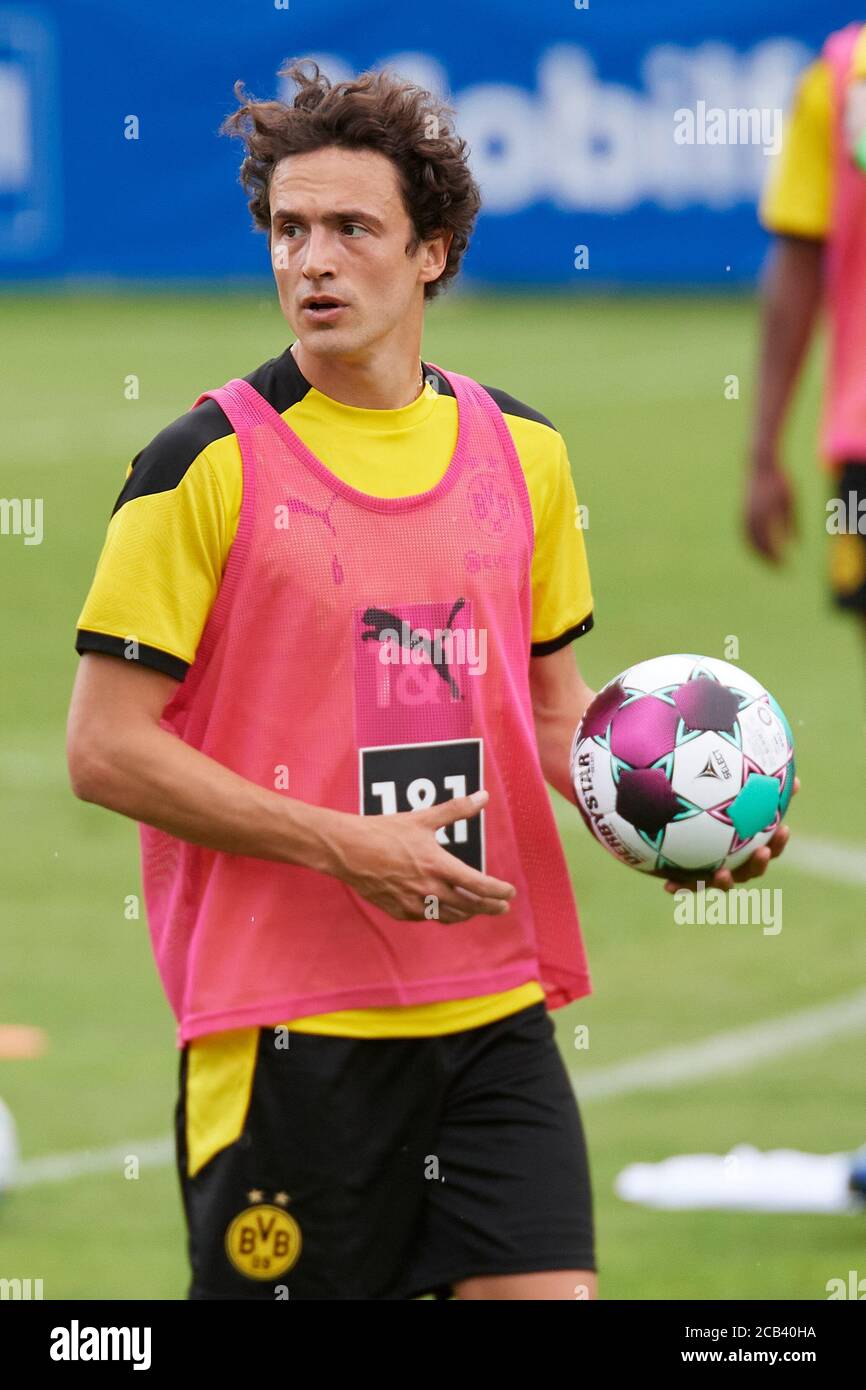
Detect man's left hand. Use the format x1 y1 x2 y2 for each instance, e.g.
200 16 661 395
663 776 799 894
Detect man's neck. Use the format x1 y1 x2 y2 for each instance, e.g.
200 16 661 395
290 340 424 410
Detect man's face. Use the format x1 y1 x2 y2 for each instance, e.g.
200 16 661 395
268 146 445 358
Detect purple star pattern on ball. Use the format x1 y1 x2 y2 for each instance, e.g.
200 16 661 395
673 678 740 735
609 696 681 767
571 654 795 879
616 768 681 836
580 682 627 742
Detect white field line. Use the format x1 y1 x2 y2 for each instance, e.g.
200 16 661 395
573 986 866 1101
783 833 866 887
11 986 866 1190
13 1137 174 1190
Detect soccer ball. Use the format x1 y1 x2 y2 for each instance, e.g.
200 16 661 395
570 654 795 881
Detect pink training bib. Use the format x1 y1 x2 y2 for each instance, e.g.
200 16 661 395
822 23 866 465
139 364 592 1045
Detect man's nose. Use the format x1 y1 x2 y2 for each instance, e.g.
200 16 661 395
301 226 336 280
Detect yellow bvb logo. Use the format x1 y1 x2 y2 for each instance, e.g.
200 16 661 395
225 1204 302 1280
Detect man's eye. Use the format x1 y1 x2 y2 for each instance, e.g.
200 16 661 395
343 224 366 236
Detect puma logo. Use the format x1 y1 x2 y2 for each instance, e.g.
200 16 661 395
281 495 338 537
361 598 469 700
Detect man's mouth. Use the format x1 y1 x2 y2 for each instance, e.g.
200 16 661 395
301 297 347 323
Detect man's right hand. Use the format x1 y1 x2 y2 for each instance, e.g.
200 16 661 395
327 788 517 924
745 454 798 563
67 655 516 920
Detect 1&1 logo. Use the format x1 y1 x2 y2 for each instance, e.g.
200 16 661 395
225 1203 302 1280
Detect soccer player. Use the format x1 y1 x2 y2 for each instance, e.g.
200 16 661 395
747 20 866 650
67 61 790 1301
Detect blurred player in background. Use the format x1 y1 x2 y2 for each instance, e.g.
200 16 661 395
747 21 866 657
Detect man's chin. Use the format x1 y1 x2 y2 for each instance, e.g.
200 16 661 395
291 328 365 359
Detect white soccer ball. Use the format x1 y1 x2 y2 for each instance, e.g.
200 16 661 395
570 654 796 879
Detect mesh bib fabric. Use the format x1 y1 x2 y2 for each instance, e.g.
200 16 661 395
139 364 591 1044
823 24 866 464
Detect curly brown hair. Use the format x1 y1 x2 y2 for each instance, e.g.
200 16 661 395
220 59 482 301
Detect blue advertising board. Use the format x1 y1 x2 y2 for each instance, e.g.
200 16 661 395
0 1 856 285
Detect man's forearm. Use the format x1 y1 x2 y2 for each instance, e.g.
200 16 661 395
533 688 597 804
751 235 824 464
70 719 348 876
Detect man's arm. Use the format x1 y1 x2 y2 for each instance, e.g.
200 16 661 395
66 652 516 922
529 644 596 804
67 653 347 869
746 49 832 561
745 234 824 560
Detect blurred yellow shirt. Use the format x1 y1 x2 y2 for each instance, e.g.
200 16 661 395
760 58 833 239
761 28 866 240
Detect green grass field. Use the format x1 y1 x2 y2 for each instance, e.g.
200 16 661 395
1 289 864 1300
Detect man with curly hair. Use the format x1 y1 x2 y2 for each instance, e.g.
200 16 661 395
67 59 784 1301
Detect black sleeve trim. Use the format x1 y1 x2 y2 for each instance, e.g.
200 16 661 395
479 383 556 430
422 366 557 431
530 613 594 656
110 350 311 519
75 630 188 681
111 401 233 518
770 229 827 246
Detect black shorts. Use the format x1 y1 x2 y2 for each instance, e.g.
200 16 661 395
175 1001 596 1300
829 462 866 613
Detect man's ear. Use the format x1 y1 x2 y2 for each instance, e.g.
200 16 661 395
421 229 452 286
